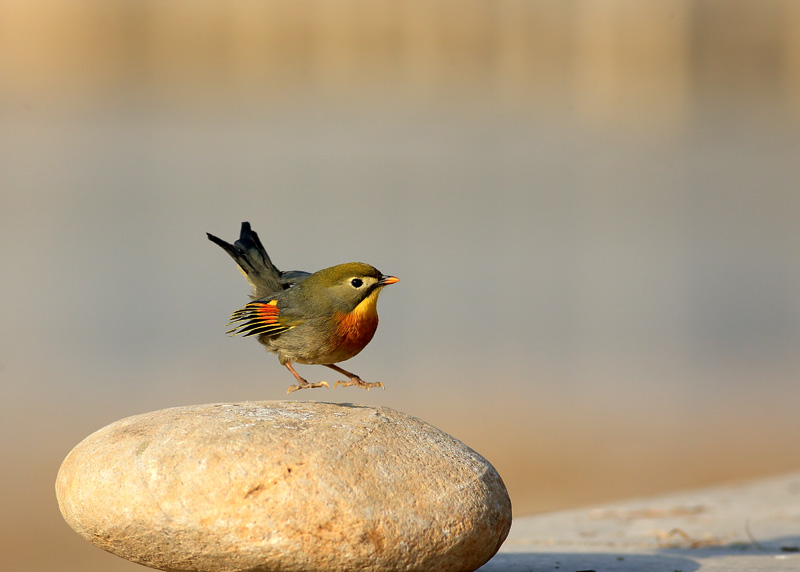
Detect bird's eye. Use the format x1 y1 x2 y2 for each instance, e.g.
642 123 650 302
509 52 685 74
350 278 363 288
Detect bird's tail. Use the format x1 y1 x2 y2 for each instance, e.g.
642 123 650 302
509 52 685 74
207 222 284 298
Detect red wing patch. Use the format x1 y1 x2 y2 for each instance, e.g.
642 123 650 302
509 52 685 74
226 299 294 338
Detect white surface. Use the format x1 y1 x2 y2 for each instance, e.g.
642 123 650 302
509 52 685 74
481 472 800 571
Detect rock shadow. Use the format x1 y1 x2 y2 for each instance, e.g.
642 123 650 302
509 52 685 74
478 551 699 572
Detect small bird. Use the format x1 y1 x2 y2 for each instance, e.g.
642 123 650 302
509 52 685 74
207 222 398 394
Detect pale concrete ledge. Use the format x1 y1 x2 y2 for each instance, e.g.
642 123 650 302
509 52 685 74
480 472 800 572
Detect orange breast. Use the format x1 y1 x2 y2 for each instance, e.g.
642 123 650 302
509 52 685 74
335 309 379 353
334 290 381 355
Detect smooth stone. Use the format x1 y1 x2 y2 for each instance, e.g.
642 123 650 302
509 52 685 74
56 401 511 572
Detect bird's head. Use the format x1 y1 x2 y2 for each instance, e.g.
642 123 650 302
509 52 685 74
302 262 398 314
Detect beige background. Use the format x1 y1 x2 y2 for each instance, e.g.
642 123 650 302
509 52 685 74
2 1 800 570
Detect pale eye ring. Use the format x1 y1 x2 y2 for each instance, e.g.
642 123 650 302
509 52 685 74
350 278 363 288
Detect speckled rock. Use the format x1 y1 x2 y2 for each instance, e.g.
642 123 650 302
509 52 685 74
56 401 511 572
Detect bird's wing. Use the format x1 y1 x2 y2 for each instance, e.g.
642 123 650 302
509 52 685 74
226 299 302 338
279 270 312 287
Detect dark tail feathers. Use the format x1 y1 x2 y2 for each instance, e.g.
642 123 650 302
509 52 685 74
207 222 286 298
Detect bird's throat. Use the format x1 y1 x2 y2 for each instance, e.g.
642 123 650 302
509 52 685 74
335 289 381 349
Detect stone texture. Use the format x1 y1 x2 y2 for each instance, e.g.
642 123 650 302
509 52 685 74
56 401 511 572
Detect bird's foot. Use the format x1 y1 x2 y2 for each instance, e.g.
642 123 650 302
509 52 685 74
286 380 329 394
333 376 385 391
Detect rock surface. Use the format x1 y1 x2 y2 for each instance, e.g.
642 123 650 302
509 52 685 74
56 401 511 572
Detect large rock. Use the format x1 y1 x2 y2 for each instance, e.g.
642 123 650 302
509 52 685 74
56 401 511 572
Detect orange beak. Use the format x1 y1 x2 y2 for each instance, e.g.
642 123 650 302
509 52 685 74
378 275 399 286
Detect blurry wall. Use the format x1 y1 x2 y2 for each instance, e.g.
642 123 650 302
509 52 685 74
2 1 799 121
2 2 800 571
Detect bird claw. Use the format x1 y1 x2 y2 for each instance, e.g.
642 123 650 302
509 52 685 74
286 380 329 394
333 378 385 391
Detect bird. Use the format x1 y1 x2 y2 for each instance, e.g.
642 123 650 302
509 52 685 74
207 222 398 394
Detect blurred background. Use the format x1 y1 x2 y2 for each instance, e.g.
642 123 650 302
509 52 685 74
2 1 800 570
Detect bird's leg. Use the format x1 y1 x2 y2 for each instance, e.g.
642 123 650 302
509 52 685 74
327 364 385 390
284 362 329 394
